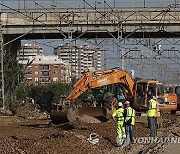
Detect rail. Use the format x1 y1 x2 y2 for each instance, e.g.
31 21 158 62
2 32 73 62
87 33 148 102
138 113 179 154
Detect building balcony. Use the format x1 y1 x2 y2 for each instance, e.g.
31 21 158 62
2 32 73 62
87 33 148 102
39 77 50 83
39 65 50 70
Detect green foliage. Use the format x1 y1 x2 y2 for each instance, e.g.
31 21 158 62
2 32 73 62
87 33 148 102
8 82 70 113
14 83 69 104
71 76 78 85
14 83 31 101
3 51 24 109
4 51 24 93
32 83 69 103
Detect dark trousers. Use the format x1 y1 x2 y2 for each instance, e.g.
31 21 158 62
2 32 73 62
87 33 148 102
125 125 134 142
148 117 157 137
121 125 134 148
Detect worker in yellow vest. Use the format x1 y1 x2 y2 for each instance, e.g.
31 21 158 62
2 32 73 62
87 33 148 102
112 102 126 147
146 95 157 137
122 101 135 148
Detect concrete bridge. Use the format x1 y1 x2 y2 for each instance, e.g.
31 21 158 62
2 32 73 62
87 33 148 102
1 6 180 106
1 7 180 51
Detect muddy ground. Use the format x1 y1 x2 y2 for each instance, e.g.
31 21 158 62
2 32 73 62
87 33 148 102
0 113 178 154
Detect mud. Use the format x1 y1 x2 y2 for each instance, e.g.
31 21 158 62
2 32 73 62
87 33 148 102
0 113 177 154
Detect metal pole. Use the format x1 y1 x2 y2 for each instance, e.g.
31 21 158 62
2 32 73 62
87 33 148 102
121 48 125 70
118 23 123 69
144 0 146 8
0 12 5 109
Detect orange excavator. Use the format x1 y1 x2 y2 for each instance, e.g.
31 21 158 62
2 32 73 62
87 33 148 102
50 69 177 123
175 86 180 110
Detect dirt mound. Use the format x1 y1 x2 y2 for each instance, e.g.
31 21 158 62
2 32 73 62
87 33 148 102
15 102 49 120
78 114 101 123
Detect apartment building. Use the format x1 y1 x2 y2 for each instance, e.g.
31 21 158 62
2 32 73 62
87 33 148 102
54 43 101 77
19 55 67 85
17 43 43 61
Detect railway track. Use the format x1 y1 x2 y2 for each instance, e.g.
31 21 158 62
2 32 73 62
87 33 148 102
137 113 179 154
138 128 170 154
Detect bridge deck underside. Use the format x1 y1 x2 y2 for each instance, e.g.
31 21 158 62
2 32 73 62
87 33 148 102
4 31 180 40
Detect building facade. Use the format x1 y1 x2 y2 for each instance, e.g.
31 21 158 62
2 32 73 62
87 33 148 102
17 43 43 61
19 55 67 85
54 43 101 77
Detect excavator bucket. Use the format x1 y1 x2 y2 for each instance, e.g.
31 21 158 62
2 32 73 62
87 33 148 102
50 107 112 124
50 110 69 124
67 106 111 122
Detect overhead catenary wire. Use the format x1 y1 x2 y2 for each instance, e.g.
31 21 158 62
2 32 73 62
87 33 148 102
0 1 180 83
0 2 67 39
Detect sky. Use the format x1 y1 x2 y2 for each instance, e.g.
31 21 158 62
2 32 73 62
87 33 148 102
1 0 180 84
1 0 178 10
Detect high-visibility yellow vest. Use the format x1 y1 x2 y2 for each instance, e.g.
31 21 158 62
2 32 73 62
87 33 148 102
125 107 135 125
112 108 124 123
147 99 157 117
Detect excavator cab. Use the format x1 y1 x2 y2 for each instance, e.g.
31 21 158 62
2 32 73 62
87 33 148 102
134 82 147 109
134 81 165 110
134 80 177 112
175 86 180 110
175 86 180 99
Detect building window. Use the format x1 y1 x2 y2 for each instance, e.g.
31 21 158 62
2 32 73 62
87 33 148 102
40 65 49 70
53 77 58 81
35 78 38 81
35 65 38 68
39 77 50 83
27 66 32 69
26 71 32 75
35 71 38 75
27 78 32 82
40 71 50 76
54 71 58 75
54 65 58 68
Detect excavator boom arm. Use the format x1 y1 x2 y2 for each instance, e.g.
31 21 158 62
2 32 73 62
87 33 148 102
66 69 135 102
66 72 93 102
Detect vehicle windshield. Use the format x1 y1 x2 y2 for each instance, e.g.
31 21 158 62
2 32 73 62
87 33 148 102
157 84 164 96
175 86 180 97
135 83 147 105
147 84 156 97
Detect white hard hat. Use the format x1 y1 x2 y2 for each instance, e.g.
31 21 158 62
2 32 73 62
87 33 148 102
118 102 123 107
152 96 156 100
125 101 130 105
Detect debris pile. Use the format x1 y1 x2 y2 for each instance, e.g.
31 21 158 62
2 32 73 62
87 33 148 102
15 102 49 119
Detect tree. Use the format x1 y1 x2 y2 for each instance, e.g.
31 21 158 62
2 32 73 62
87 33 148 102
3 51 24 108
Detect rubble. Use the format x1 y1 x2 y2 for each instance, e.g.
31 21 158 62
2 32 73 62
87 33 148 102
14 102 50 120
